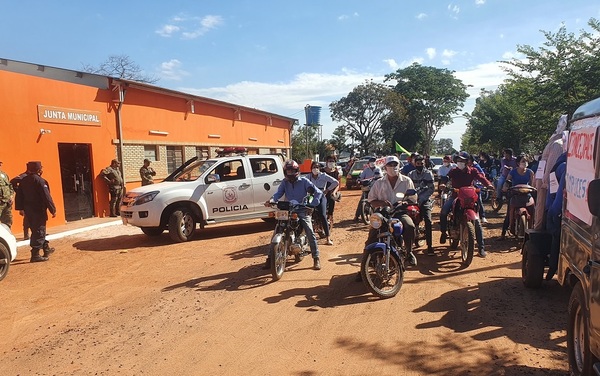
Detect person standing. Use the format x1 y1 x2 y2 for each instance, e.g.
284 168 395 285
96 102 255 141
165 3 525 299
307 160 339 245
323 155 341 226
408 155 435 256
496 148 517 205
0 160 14 228
139 158 156 186
14 161 57 262
102 159 123 217
10 168 31 239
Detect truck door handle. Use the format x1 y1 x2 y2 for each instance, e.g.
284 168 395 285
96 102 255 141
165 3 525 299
273 179 282 186
239 183 251 189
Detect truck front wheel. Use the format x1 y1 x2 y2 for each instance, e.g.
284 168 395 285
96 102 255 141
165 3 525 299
168 210 196 242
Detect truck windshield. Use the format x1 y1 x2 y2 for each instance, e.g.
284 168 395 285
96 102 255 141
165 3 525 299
173 160 216 181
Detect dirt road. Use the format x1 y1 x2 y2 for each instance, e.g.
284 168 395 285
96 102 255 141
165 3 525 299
1 189 569 375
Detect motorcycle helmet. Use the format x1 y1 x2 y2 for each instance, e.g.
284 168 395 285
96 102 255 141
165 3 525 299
456 151 470 161
283 160 300 181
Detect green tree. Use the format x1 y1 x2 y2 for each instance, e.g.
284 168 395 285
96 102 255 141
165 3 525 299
291 125 320 162
329 80 407 156
385 63 469 156
432 138 454 155
82 54 159 84
329 125 350 154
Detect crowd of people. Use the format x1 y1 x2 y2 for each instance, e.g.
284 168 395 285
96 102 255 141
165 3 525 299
262 147 550 272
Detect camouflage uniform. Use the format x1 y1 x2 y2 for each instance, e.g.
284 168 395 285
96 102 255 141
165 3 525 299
102 160 123 217
0 167 14 228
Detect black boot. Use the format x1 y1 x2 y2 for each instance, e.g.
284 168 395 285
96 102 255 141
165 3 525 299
30 249 48 263
43 242 55 258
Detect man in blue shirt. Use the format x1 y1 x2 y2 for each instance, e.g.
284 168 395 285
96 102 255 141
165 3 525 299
264 160 323 270
401 153 418 175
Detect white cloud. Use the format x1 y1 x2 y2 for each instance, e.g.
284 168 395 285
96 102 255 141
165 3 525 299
158 59 188 81
156 14 223 39
338 12 358 21
416 13 427 20
442 49 457 58
448 4 460 17
426 48 436 59
475 0 486 5
156 24 180 37
383 58 399 70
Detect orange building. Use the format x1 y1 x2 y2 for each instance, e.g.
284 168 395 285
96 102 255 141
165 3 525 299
0 58 295 232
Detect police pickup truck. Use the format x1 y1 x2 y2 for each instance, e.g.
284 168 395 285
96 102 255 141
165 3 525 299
120 149 285 242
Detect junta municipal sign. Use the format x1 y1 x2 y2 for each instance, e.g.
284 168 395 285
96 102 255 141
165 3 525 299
37 105 102 126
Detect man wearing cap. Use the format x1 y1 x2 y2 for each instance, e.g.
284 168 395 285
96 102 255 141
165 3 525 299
408 154 435 256
102 159 123 217
0 160 14 228
353 157 381 222
439 152 493 257
139 159 156 186
14 161 57 262
366 155 418 266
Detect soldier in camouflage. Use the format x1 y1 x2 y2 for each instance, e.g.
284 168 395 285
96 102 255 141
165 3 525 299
0 160 14 228
101 159 123 217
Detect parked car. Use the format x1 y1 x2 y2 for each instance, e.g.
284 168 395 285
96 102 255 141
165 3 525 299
345 160 370 189
429 156 444 178
0 223 18 282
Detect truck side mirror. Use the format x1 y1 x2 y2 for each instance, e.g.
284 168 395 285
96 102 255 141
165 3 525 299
588 179 600 217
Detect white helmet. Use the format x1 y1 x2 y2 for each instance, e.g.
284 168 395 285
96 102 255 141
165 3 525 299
384 156 400 166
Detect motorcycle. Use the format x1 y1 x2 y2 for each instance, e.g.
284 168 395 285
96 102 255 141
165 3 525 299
361 190 417 299
404 188 426 248
358 174 381 225
267 196 314 281
446 186 480 267
506 184 537 241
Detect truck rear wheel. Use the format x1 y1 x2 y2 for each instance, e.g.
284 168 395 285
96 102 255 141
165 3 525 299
168 210 196 242
521 240 544 288
568 282 596 376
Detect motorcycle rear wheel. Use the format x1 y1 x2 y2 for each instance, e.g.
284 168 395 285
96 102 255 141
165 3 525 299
460 221 475 267
491 193 503 212
270 239 289 281
516 213 527 240
360 249 404 299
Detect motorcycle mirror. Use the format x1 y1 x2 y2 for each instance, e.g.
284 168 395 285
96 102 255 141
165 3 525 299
405 189 417 196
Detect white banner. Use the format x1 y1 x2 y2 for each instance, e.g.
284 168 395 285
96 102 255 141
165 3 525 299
565 120 598 226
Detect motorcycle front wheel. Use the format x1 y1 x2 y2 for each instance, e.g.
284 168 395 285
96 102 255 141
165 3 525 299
361 249 404 299
270 238 289 281
491 193 503 212
459 221 475 267
516 213 527 240
360 200 372 225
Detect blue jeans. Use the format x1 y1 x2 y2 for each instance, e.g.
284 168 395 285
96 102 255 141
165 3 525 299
496 175 507 201
314 198 330 237
299 211 319 259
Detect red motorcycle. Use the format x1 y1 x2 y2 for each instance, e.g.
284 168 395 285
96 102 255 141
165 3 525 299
403 193 426 248
446 186 480 267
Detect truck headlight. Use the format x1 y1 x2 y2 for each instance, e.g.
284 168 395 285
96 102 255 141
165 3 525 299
134 191 159 206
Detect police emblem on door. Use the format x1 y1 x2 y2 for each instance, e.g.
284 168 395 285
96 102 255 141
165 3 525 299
223 187 237 203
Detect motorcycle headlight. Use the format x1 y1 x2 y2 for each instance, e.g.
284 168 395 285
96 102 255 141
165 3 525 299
134 191 159 206
369 213 384 229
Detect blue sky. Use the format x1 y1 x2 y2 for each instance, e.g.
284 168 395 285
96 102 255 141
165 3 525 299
2 0 599 151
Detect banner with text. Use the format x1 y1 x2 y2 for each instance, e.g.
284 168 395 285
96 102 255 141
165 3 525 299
37 105 102 126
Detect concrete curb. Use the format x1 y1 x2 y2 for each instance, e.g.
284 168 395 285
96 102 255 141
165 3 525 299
16 220 123 248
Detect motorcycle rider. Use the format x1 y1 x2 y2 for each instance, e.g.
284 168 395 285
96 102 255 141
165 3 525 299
439 151 494 257
353 157 381 222
408 154 435 256
323 155 341 226
366 155 418 266
264 160 324 270
496 148 518 206
401 152 418 175
468 154 489 224
307 160 339 245
499 154 535 240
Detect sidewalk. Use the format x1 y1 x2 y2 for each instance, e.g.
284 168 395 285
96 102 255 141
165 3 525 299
15 217 122 247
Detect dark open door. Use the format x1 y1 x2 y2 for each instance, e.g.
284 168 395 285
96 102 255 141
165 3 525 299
58 143 94 221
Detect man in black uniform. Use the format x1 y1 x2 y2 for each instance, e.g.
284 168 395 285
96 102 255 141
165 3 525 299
15 161 57 262
10 167 31 240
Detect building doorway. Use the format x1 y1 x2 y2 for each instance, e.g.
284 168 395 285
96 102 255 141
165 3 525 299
58 143 94 221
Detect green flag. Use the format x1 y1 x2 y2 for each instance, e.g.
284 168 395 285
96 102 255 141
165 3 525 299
394 141 410 155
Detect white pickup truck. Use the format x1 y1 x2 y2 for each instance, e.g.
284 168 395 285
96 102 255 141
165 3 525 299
120 152 285 242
